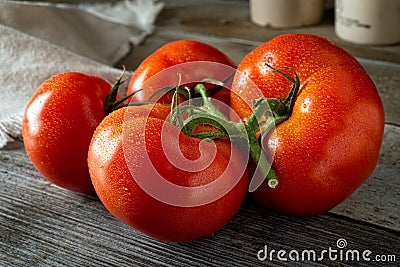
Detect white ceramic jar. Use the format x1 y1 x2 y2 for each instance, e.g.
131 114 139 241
335 0 400 45
249 0 324 28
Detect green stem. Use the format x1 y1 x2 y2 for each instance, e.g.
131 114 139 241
168 65 301 190
104 73 124 115
181 83 279 189
104 66 140 115
245 102 279 188
193 83 228 119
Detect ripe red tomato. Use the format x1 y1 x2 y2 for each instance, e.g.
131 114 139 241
231 34 385 215
88 104 248 242
127 40 236 105
22 72 112 194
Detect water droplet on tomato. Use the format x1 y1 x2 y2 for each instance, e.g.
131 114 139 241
301 97 312 113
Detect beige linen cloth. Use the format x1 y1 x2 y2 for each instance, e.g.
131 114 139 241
0 0 163 148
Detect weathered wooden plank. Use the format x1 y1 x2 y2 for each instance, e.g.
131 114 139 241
358 59 400 126
331 124 400 230
0 150 398 266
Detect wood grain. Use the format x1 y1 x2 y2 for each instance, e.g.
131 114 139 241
1 143 398 266
331 124 400 231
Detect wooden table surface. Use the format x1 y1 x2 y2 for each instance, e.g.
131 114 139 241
1 1 399 266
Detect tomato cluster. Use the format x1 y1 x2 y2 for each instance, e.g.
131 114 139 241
22 35 384 242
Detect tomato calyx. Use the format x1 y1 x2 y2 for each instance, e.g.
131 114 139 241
104 67 144 115
171 66 300 189
170 81 280 189
145 65 300 190
256 64 301 139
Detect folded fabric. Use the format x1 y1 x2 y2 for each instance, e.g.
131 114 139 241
0 0 164 148
0 0 163 65
0 24 129 148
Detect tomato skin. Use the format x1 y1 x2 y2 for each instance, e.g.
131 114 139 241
231 34 363 121
22 72 111 194
88 105 248 242
231 34 385 215
127 40 236 104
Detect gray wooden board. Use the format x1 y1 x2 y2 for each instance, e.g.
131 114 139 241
0 143 399 266
330 124 400 231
